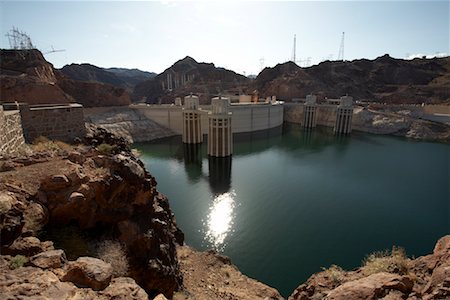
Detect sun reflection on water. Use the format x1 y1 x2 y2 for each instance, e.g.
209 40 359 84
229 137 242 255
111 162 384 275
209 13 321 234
204 191 236 250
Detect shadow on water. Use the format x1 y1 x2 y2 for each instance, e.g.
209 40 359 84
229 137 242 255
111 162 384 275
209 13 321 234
208 156 232 195
276 123 351 155
183 143 203 183
232 126 283 156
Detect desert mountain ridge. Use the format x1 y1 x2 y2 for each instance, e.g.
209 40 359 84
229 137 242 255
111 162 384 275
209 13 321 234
1 48 449 107
255 54 450 104
132 55 251 104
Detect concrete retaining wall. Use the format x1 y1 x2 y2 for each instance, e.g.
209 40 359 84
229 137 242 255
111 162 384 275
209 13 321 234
19 103 86 143
0 107 26 155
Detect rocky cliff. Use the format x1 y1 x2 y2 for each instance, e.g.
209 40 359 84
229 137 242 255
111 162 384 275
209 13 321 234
0 49 131 107
0 127 183 297
133 56 250 104
255 55 450 104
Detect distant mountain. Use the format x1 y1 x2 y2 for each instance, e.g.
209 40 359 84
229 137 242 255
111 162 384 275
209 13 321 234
105 67 156 79
254 54 450 104
133 56 250 104
60 64 155 92
61 63 126 87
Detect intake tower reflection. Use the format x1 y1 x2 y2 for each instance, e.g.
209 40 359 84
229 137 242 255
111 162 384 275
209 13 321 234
182 143 203 183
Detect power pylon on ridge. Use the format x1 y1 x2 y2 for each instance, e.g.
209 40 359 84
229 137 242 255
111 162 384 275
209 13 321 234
5 27 35 50
338 32 345 61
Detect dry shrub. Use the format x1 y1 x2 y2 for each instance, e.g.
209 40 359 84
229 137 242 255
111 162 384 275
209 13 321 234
32 136 72 153
321 264 345 284
96 143 115 155
362 246 409 276
96 240 129 277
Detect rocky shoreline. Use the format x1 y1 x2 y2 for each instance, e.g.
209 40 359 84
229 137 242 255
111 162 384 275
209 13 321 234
352 107 450 141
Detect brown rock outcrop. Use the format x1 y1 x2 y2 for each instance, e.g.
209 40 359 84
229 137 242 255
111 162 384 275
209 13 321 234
289 235 450 300
0 128 183 297
29 249 67 269
62 256 114 290
0 49 131 107
101 277 149 299
174 245 284 300
326 273 414 299
0 245 150 299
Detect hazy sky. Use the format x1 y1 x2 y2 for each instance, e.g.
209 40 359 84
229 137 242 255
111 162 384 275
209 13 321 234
0 1 448 75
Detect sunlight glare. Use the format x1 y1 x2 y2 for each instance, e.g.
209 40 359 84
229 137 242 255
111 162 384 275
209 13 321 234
204 191 236 250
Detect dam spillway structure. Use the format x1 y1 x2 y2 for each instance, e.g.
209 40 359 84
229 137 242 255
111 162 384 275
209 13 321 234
182 94 203 144
334 95 353 134
303 94 317 128
208 96 233 157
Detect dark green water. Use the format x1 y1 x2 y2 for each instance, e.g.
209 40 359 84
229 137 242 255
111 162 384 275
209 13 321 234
135 124 449 297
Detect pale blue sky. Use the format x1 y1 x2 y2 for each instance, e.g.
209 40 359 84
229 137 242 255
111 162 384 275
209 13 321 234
0 1 448 75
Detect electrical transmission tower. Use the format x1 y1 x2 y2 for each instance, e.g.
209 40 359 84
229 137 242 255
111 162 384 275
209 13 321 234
337 32 345 61
5 27 35 50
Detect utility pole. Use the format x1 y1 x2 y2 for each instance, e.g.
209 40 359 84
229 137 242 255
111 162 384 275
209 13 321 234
292 34 296 63
338 32 345 61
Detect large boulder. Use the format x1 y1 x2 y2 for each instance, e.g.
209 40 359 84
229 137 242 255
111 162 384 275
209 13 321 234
29 249 67 269
0 192 24 246
100 277 149 300
2 236 53 256
326 273 413 300
0 266 82 299
62 257 113 290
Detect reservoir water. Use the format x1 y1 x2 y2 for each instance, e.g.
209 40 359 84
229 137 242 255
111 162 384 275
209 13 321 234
135 124 449 297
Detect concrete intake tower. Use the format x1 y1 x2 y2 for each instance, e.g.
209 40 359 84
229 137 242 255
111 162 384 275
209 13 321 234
208 96 233 157
182 94 203 144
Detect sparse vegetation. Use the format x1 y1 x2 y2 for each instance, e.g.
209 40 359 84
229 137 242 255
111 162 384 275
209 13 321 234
96 143 115 155
321 264 345 284
96 240 129 277
10 255 28 269
32 136 73 153
362 246 409 276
